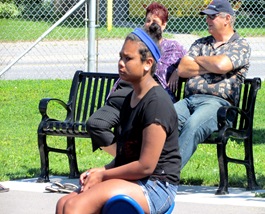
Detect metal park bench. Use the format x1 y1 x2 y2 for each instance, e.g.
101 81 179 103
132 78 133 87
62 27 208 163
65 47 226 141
37 70 261 195
37 71 119 182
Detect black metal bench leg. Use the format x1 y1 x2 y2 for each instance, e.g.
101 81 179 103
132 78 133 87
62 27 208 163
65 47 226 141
216 143 229 195
67 137 80 178
244 138 260 191
245 164 260 191
37 134 50 183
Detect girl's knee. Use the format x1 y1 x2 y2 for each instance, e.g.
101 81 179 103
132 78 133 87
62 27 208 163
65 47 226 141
63 199 75 213
56 197 66 214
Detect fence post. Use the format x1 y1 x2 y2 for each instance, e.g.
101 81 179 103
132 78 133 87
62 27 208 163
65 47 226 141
87 0 97 72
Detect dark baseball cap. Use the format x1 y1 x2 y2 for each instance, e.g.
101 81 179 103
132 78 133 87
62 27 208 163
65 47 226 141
200 0 234 16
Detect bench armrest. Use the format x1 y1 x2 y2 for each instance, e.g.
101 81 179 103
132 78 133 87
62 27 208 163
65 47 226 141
217 105 249 141
39 98 70 118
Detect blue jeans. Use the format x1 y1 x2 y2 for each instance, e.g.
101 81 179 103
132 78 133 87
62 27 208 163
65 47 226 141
174 94 231 169
137 178 178 214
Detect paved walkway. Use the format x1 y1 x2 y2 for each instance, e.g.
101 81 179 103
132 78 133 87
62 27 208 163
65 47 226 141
0 176 264 214
1 37 265 80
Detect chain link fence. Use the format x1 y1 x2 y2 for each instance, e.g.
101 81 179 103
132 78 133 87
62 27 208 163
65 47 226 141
0 0 264 80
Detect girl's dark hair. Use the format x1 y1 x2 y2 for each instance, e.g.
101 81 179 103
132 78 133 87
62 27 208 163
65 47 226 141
126 22 162 75
146 21 163 42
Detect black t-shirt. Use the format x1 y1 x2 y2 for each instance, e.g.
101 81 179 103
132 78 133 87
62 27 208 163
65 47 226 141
115 85 181 185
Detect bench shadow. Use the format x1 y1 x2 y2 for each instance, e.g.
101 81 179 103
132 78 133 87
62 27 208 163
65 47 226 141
253 129 265 145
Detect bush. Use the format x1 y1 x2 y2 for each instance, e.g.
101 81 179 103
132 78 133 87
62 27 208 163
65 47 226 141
0 0 15 3
128 0 212 18
0 2 20 18
16 0 54 21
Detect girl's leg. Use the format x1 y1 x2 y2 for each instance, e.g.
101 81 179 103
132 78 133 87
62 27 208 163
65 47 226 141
59 179 149 214
86 105 120 152
56 191 79 214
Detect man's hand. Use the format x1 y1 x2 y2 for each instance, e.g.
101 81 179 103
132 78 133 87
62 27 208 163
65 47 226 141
178 55 233 78
178 56 207 78
195 55 233 74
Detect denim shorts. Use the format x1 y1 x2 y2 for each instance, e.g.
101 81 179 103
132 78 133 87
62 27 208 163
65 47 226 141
137 178 178 214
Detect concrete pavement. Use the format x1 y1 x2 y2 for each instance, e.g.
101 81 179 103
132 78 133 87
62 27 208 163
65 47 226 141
0 176 265 214
1 37 265 81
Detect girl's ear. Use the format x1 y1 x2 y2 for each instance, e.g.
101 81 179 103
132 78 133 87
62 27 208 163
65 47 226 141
145 57 154 71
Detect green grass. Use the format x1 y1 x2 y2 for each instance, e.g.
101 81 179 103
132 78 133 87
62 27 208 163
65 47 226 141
0 79 113 180
0 79 264 190
1 18 265 42
0 18 133 41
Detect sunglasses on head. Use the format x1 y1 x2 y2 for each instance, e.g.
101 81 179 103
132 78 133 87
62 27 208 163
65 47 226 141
207 13 220 20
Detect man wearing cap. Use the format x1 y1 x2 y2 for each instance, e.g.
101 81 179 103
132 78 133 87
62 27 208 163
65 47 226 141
174 0 251 168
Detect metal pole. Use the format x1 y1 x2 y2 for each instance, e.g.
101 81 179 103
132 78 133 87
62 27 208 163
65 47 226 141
0 0 86 78
87 0 96 72
107 0 113 31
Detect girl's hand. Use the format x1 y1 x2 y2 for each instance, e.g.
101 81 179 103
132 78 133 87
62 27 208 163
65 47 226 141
167 69 179 93
80 170 90 187
80 167 105 192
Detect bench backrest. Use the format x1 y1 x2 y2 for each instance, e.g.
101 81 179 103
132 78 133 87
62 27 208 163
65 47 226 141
175 77 261 131
175 77 187 101
236 78 261 130
68 71 261 133
67 71 119 126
